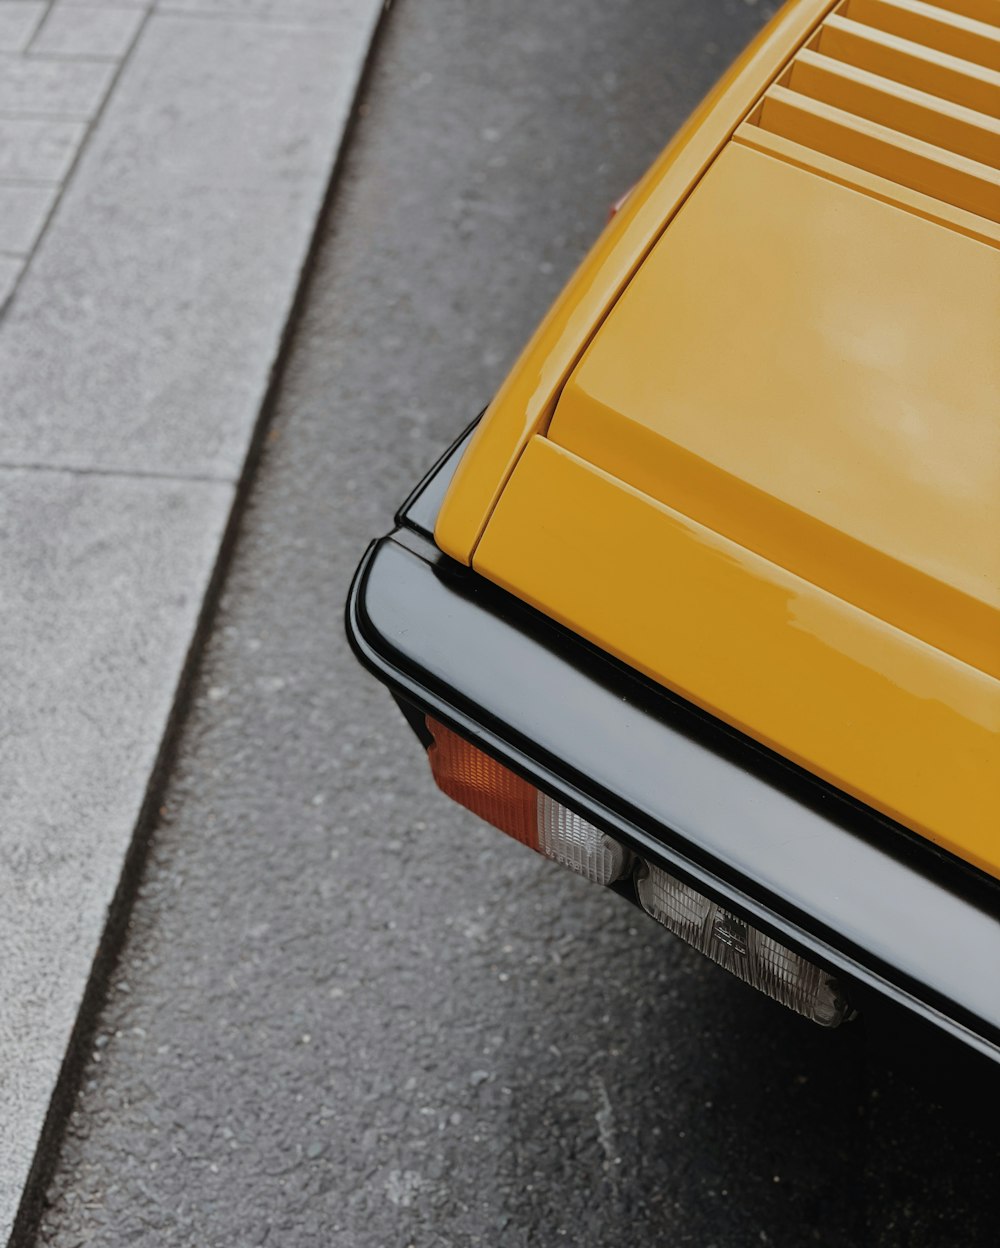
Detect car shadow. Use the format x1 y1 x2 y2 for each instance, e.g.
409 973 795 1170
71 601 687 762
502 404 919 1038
492 891 1000 1248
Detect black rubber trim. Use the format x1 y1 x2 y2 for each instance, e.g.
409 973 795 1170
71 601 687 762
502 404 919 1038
394 415 481 541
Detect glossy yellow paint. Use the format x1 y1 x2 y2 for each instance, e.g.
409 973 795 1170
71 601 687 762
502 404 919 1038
435 0 840 564
548 143 1000 679
475 438 1000 876
435 0 1000 874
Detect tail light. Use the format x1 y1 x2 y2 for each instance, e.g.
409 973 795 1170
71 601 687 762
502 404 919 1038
636 863 850 1027
424 717 849 1027
426 718 629 886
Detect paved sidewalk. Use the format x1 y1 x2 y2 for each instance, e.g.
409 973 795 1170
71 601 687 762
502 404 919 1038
0 0 383 1240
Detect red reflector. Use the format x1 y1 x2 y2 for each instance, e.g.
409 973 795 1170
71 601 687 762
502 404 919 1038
607 184 635 222
426 718 539 849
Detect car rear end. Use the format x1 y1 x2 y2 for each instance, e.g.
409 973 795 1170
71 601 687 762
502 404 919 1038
348 0 1000 1057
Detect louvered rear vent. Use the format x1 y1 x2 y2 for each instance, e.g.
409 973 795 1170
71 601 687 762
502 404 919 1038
741 0 1000 224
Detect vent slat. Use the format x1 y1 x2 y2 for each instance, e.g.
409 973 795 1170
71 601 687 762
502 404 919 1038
786 50 1000 167
925 0 1000 28
734 122 1000 245
844 0 1000 71
755 86 1000 220
817 16 1000 116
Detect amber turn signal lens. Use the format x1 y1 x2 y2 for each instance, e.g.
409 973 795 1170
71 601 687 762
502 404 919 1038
426 718 539 849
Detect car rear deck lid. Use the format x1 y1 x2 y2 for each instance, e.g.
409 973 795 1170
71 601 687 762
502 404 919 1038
547 141 1000 679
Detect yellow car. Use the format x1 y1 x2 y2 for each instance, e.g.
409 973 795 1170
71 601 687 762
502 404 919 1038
348 0 999 1055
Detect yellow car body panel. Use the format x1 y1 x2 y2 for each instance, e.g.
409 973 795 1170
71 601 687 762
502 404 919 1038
435 0 1000 876
475 437 1000 877
549 143 1000 681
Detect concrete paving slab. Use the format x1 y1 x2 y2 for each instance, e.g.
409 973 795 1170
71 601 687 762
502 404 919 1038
0 468 234 1243
0 2 43 51
0 0 383 1241
0 119 86 181
0 9 381 478
29 4 145 58
0 54 117 117
0 182 58 253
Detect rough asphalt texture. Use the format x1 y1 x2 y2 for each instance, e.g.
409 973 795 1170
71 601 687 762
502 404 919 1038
36 1 1000 1245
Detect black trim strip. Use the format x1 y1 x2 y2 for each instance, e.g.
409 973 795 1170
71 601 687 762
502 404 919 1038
394 417 480 541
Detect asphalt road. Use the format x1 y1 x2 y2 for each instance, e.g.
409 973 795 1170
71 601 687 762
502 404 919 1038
36 1 1000 1245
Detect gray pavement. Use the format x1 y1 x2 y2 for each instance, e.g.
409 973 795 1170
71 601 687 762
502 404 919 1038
27 0 1000 1245
0 0 382 1240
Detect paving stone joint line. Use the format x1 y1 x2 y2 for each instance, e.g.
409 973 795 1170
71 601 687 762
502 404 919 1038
0 4 149 310
0 461 235 484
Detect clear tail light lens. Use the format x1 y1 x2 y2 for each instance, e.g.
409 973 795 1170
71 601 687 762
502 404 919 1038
536 793 629 886
426 718 628 885
637 862 849 1028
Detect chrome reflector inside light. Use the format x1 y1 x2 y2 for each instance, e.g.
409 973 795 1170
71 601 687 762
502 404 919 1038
637 862 849 1027
536 793 629 886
